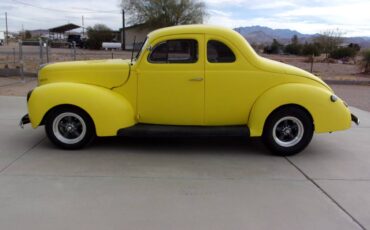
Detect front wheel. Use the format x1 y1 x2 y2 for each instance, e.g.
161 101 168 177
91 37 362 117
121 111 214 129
45 107 95 149
262 107 314 156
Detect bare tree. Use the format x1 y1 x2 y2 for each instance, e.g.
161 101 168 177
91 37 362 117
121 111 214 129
121 0 207 28
313 29 344 59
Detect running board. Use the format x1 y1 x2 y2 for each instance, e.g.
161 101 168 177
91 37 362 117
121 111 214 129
117 124 250 138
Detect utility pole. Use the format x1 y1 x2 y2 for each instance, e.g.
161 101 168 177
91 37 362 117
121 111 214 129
121 9 125 50
82 15 85 37
22 24 24 40
5 12 9 45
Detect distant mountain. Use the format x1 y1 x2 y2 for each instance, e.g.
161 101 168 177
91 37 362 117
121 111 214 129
235 26 306 39
234 26 370 48
343 37 370 47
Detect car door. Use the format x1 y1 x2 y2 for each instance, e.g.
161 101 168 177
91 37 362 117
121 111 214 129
205 35 255 125
137 34 205 125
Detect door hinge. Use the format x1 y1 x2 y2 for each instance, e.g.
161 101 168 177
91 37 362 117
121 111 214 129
136 113 141 121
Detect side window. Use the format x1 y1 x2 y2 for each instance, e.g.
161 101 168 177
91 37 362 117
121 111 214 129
149 39 198 63
207 40 236 63
149 42 168 62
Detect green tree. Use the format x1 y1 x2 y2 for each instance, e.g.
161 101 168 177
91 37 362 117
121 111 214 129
284 35 302 55
264 39 283 54
25 30 32 39
122 0 207 28
301 42 321 57
291 35 299 45
86 24 115 50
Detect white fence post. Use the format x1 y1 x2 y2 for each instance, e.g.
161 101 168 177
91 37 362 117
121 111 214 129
18 40 24 83
39 38 43 65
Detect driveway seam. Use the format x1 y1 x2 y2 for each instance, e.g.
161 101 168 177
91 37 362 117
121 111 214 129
0 137 46 175
0 174 309 182
313 178 370 182
285 157 366 230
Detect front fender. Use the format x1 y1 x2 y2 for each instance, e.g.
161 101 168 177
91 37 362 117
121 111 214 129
28 82 136 136
248 83 351 137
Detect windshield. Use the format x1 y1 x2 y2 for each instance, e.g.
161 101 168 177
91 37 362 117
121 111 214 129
135 37 148 61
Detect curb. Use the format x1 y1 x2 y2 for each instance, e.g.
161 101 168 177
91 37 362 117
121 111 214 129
324 80 370 86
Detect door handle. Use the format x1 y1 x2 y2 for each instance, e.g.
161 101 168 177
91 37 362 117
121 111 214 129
189 77 204 82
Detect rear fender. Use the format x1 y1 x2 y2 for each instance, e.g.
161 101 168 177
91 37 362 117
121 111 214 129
248 83 351 137
28 82 136 136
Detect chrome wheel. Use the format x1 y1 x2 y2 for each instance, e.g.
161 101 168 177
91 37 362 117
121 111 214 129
272 116 304 148
52 112 87 144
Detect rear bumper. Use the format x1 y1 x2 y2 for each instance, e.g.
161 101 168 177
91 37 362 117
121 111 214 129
19 114 30 129
351 113 360 126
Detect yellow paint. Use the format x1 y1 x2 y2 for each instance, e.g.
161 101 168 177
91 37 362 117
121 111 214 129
38 59 130 88
27 25 353 137
137 34 205 125
247 83 351 136
28 83 135 136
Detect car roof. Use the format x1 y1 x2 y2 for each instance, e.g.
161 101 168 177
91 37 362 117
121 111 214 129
148 24 240 39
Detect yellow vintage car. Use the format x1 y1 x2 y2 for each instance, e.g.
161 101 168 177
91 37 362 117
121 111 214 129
20 25 359 156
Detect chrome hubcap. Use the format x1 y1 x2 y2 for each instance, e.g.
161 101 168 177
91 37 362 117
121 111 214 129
52 112 86 144
273 116 304 147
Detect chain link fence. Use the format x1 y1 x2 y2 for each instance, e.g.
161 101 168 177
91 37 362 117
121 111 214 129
0 39 132 83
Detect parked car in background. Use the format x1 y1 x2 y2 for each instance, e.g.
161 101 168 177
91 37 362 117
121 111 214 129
67 34 86 48
20 25 359 156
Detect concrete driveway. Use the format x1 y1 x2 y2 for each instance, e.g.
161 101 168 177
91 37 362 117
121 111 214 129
0 96 369 230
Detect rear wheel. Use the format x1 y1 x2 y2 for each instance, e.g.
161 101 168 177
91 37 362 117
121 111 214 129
263 106 314 156
45 107 95 149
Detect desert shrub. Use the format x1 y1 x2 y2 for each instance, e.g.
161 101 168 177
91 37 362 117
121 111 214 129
349 43 361 52
360 49 370 73
86 24 115 50
284 43 302 55
330 47 358 59
301 43 321 56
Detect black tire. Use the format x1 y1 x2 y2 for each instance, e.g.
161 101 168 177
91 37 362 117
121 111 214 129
45 106 95 150
262 106 314 156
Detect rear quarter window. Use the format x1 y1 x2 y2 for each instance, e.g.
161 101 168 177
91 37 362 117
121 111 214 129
207 40 236 63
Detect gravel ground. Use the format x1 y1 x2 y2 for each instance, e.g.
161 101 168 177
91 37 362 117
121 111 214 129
0 77 37 97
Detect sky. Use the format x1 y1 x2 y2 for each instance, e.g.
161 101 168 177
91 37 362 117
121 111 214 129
0 0 370 37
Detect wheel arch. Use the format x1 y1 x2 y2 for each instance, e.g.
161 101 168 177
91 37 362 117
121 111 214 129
41 104 94 128
262 104 314 134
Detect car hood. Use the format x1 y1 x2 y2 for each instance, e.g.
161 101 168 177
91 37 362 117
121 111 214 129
38 59 131 89
256 56 332 91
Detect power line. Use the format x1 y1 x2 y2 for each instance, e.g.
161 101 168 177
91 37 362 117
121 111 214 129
11 0 121 14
